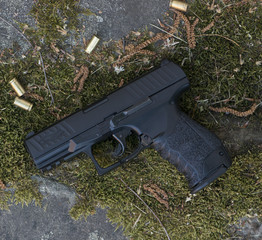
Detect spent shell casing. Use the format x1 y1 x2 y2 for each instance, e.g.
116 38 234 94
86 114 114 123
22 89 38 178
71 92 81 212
9 78 26 97
85 35 100 54
169 0 188 12
14 97 33 111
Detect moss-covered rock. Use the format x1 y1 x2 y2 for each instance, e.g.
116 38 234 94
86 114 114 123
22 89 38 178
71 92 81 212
62 150 262 239
0 0 261 239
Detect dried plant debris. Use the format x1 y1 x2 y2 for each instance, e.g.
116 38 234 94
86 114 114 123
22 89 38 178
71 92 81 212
0 180 6 190
113 34 164 67
24 92 44 101
209 103 260 117
72 65 89 92
143 183 169 209
201 21 215 33
9 90 44 102
113 10 192 67
170 9 199 49
117 6 201 60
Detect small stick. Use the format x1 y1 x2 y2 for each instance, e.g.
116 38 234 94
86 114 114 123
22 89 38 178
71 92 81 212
39 51 54 105
0 16 31 46
208 111 219 124
122 37 126 54
132 214 141 229
196 34 240 47
150 23 187 43
133 204 147 214
91 65 104 76
119 178 171 240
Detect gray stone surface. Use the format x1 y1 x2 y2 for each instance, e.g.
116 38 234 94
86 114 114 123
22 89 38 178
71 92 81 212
0 0 34 54
1 0 261 239
228 216 262 240
0 0 169 54
80 0 168 40
0 1 169 239
0 177 127 240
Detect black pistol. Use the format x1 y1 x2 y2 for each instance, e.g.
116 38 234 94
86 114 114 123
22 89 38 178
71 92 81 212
25 60 231 193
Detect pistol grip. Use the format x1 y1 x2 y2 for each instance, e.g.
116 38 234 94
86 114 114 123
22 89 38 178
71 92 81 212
152 112 231 193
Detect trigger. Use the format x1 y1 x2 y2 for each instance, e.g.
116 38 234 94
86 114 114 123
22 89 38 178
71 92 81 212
112 133 126 157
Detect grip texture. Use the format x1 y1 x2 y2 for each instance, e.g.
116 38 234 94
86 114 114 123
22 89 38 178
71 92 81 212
152 112 231 193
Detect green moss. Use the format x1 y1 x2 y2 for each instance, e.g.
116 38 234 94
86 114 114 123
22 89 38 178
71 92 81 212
0 0 261 239
167 0 262 125
20 0 92 45
62 150 262 239
0 190 12 210
11 179 42 207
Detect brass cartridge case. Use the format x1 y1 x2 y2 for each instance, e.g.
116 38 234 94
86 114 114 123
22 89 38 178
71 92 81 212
14 97 33 111
85 35 100 54
169 0 188 12
9 78 26 97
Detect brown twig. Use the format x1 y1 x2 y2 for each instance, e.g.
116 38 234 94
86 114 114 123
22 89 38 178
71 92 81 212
72 65 89 92
77 67 89 92
209 103 260 117
201 21 215 33
171 10 199 49
114 54 135 66
114 31 172 67
115 14 188 68
118 79 125 88
158 19 169 31
115 8 202 66
143 184 169 209
114 49 156 67
125 43 135 53
173 12 182 31
24 92 44 101
0 180 6 190
119 178 171 240
49 111 61 120
133 33 166 53
136 50 156 56
189 18 199 49
173 10 191 45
